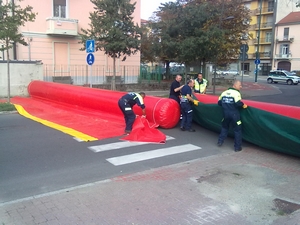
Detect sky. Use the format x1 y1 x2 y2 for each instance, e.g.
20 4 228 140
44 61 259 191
141 0 175 20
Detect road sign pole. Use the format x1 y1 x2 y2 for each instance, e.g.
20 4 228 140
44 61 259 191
255 0 263 82
86 52 95 88
241 60 244 85
89 65 92 88
241 45 244 85
86 40 95 88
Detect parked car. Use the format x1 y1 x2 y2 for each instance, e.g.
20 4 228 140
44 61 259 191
267 70 300 85
222 70 239 76
290 70 300 77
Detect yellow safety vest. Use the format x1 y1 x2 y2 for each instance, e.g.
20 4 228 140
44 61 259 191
194 78 207 93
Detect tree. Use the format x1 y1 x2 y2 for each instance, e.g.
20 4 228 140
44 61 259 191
149 1 183 79
199 0 251 65
0 0 36 103
147 0 251 77
140 21 158 64
80 0 141 90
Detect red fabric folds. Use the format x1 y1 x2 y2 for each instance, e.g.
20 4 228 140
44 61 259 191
195 93 300 120
121 117 166 143
10 81 176 143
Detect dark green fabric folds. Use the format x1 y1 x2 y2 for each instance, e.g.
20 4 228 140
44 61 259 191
193 102 300 157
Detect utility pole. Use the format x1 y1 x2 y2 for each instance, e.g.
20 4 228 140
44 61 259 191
255 0 263 82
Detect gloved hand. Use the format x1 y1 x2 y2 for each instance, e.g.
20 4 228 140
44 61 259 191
141 115 146 118
193 100 199 106
242 104 248 109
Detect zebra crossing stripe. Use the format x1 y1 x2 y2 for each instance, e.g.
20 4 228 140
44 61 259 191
88 136 175 153
106 144 201 166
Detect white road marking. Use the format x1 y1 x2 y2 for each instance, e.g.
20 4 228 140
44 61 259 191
88 136 175 153
73 137 84 142
106 144 201 166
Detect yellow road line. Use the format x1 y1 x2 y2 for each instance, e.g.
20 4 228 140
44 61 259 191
14 104 98 142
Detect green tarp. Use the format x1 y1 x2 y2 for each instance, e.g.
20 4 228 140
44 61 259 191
193 102 300 157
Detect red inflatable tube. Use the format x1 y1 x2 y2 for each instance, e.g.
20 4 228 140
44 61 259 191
28 80 180 129
195 93 300 120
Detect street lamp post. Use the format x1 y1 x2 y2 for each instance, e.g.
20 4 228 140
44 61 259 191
255 0 263 82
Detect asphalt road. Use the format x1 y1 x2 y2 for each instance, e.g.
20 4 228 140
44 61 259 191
242 75 300 107
1 80 298 204
0 113 229 203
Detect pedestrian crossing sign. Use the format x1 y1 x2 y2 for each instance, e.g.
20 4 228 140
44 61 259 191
86 40 95 53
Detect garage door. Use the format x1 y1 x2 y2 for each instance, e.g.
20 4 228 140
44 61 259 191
277 61 291 71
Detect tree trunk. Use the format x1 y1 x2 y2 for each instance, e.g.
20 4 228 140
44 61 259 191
165 60 170 80
111 56 116 91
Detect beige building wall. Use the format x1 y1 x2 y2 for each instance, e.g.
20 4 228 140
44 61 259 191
16 0 141 81
274 24 300 70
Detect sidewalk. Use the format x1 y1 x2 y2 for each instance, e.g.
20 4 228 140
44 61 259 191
145 78 281 98
1 146 300 224
1 80 299 225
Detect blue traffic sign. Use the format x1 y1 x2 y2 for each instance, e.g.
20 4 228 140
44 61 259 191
254 59 260 65
86 39 95 53
86 53 95 65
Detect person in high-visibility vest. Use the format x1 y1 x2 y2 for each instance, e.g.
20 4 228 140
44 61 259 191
194 73 207 94
118 92 146 135
217 80 248 152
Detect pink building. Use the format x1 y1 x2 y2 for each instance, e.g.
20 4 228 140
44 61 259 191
273 12 300 71
16 0 141 85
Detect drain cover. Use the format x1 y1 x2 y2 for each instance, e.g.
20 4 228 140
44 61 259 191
273 198 300 215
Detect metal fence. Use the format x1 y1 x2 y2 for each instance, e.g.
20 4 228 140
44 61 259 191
43 64 143 85
43 64 183 86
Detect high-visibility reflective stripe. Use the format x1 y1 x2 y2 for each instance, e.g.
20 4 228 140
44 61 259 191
237 120 242 125
125 107 132 111
219 89 241 102
188 110 193 113
133 93 144 105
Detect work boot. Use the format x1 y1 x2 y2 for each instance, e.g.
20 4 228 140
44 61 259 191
234 147 242 152
188 129 195 132
180 127 185 131
217 142 223 147
124 130 131 135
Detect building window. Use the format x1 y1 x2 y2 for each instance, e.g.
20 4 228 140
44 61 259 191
280 44 289 57
268 0 274 12
266 32 272 42
283 28 289 40
53 0 66 18
241 63 249 72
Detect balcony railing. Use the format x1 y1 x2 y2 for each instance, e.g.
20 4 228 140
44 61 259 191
255 22 273 29
274 53 292 59
252 52 271 58
256 6 274 14
254 38 272 44
46 18 79 36
276 37 294 42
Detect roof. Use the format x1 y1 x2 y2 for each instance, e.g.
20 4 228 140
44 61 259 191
277 11 300 25
141 19 148 24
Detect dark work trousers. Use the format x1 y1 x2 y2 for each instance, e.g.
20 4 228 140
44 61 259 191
169 95 180 105
180 102 193 130
118 99 136 132
218 111 242 150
